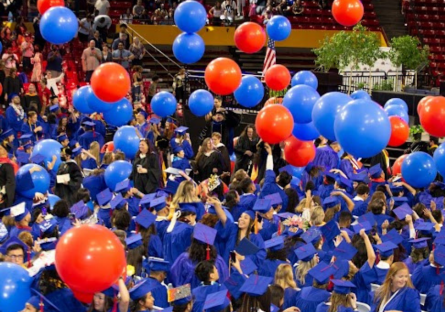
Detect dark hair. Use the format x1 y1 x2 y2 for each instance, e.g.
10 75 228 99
430 136 439 145
223 190 238 209
239 288 271 312
240 124 256 139
31 207 43 223
6 243 24 255
188 238 217 263
127 245 145 277
269 284 284 308
195 260 216 284
52 200 70 218
285 188 299 213
38 268 66 295
152 75 159 81
239 178 254 194
86 295 113 312
140 223 156 256
135 139 154 159
351 235 367 268
130 294 148 312
76 188 91 203
339 211 352 225
356 184 370 196
277 171 292 188
433 210 443 223
112 209 131 231
375 185 387 193
305 180 315 192
266 248 287 261
369 199 385 215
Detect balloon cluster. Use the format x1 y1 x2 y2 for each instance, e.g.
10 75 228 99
38 0 77 44
172 0 207 64
0 263 32 311
383 98 410 147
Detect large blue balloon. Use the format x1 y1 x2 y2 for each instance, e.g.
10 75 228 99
31 139 62 172
173 33 205 64
384 105 409 124
283 85 320 123
234 75 264 108
292 122 320 141
48 194 61 210
39 7 78 44
0 41 3 54
16 164 50 199
152 91 177 118
402 152 437 188
73 86 95 114
189 89 214 117
113 126 140 159
103 98 133 127
350 90 371 100
0 263 31 312
291 71 318 90
104 160 133 191
174 0 207 33
312 92 352 141
86 86 115 112
334 99 391 158
434 142 445 177
266 15 291 41
384 98 408 112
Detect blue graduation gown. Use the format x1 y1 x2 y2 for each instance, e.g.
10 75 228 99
296 272 313 289
261 170 289 213
148 234 163 258
371 287 420 312
55 216 72 235
259 215 279 241
230 193 257 221
283 287 299 310
170 138 194 160
352 261 375 304
156 219 169 243
172 157 191 171
148 277 169 308
192 283 227 312
318 183 334 201
20 122 43 142
136 122 150 138
316 303 354 312
258 259 286 278
352 199 367 216
78 131 104 150
81 158 97 170
0 115 9 134
45 288 87 312
163 221 194 264
300 171 323 191
127 196 141 217
426 284 445 312
412 264 444 294
404 257 427 274
82 174 106 203
5 106 25 135
312 145 339 171
9 225 31 238
295 287 330 312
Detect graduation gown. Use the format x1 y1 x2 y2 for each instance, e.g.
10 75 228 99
82 173 106 204
131 153 162 194
148 234 163 258
230 193 257 221
78 130 105 150
192 283 227 312
45 288 87 312
261 169 288 213
412 264 444 294
163 221 194 264
295 287 330 312
425 284 445 312
316 303 354 312
170 138 194 160
371 286 420 312
318 183 334 201
312 145 339 171
283 287 299 310
148 277 169 308
404 257 427 274
194 151 224 183
258 258 286 278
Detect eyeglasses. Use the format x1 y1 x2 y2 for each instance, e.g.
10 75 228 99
7 254 24 260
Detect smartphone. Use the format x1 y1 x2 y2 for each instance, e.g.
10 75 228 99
68 213 76 222
230 251 236 263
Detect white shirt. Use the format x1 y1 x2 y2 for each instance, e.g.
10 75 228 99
47 73 64 96
78 18 92 35
95 0 110 15
93 15 112 30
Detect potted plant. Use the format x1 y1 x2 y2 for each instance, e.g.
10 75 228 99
409 124 424 141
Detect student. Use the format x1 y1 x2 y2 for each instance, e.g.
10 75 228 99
352 184 369 217
315 280 358 312
129 279 156 312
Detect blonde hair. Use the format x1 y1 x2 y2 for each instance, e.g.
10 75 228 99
310 206 325 226
170 180 200 209
328 292 351 312
275 263 297 289
89 141 100 166
296 257 317 285
324 204 341 223
18 231 33 248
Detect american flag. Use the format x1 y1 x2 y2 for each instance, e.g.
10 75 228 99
263 37 276 76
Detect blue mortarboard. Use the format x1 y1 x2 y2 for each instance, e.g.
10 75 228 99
29 289 61 312
375 241 398 258
323 171 337 180
224 271 246 300
337 176 352 189
409 237 430 249
308 261 336 284
264 236 285 251
333 240 358 261
71 201 89 220
0 236 29 255
0 129 13 141
392 197 408 208
301 227 321 244
57 134 68 143
393 203 412 220
149 117 161 125
381 229 404 245
332 279 356 295
194 223 217 245
239 257 257 275
39 218 58 234
16 151 30 164
140 193 157 207
102 285 119 298
129 279 156 300
358 212 376 226
49 104 59 112
239 275 273 297
264 193 283 206
110 194 127 210
243 210 255 220
19 133 33 142
125 233 143 250
9 93 19 101
137 109 148 119
164 179 180 195
278 165 294 175
135 209 156 229
8 202 29 222
369 164 383 179
352 221 372 233
30 153 46 165
415 221 434 233
332 259 350 279
114 179 131 193
320 219 341 242
97 188 113 206
253 198 272 213
148 257 170 272
235 238 261 256
434 245 445 266
83 121 96 128
179 202 197 215
203 289 230 312
23 141 33 150
69 139 78 148
174 126 189 135
271 304 280 312
276 212 296 219
72 147 82 157
150 196 166 212
295 243 317 261
351 172 369 183
390 184 404 194
322 196 340 209
283 227 303 238
172 145 184 154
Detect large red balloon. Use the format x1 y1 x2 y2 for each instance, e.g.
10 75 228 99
55 225 126 293
419 96 445 137
205 58 242 95
284 136 316 167
72 290 94 304
37 0 65 14
234 22 266 54
392 154 407 176
255 105 293 144
91 63 131 103
388 116 409 147
265 65 290 91
417 95 434 116
332 0 364 27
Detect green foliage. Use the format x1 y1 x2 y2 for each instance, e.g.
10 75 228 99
269 88 288 98
388 35 430 71
409 124 424 137
373 79 393 91
356 82 366 89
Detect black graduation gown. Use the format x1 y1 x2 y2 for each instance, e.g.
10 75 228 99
234 135 258 172
131 152 162 194
0 162 15 211
54 161 83 206
194 151 224 183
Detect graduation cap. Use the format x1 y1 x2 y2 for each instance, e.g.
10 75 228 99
322 196 340 209
308 261 336 284
174 126 189 135
49 104 60 112
393 203 412 220
369 164 383 179
239 257 257 275
72 147 82 157
179 202 197 215
264 236 284 251
140 193 157 207
30 154 46 166
381 229 404 245
39 218 58 234
375 241 398 258
351 171 369 184
148 257 170 272
323 171 337 181
264 193 283 206
333 240 357 261
243 210 256 221
278 165 294 175
415 221 435 234
110 194 127 210
71 200 89 220
332 279 356 295
336 176 352 189
150 196 166 212
129 279 156 300
149 117 161 125
283 227 303 238
392 197 409 208
16 151 30 164
57 134 68 143
19 133 33 142
115 179 131 193
301 227 321 244
203 289 230 312
164 180 180 195
28 289 61 312
295 243 317 261
97 188 113 206
271 304 280 312
332 259 350 279
102 284 119 298
172 145 184 154
9 202 29 222
389 184 404 194
0 236 29 255
352 221 372 234
320 219 341 242
253 198 272 213
69 139 78 149
239 275 273 297
358 212 376 226
235 238 261 256
135 209 156 229
409 237 430 249
83 121 96 128
38 237 58 251
434 245 445 266
9 93 19 101
0 129 13 141
193 223 217 246
223 271 246 300
137 109 148 119
126 233 143 250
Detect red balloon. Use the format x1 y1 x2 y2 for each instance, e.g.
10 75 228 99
417 95 434 116
234 22 266 54
72 290 94 304
392 154 407 176
420 96 445 137
55 225 126 293
284 136 316 167
255 105 293 144
37 0 65 14
91 63 131 103
205 58 242 95
388 116 409 147
332 0 364 27
0 83 3 96
264 65 291 91
264 97 283 107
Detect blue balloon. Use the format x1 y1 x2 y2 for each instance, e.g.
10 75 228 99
189 89 214 117
40 7 77 44
266 15 291 41
0 263 31 312
283 85 320 123
0 41 3 54
103 98 133 127
384 105 409 124
104 160 132 191
292 122 320 141
174 0 207 33
86 86 115 112
31 139 62 172
73 86 95 114
312 92 352 141
334 99 391 158
113 126 140 159
350 90 371 100
48 194 61 210
384 98 408 112
173 33 205 64
152 91 177 118
402 152 437 188
288 165 305 179
234 75 265 108
434 142 445 177
16 164 50 198
291 71 318 90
